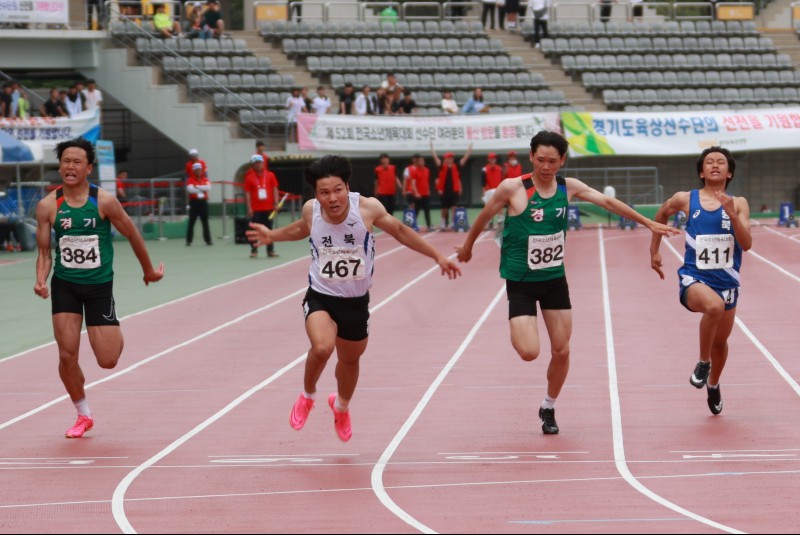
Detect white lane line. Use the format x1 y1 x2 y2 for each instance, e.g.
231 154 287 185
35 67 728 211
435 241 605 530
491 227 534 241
662 239 800 398
600 227 744 534
111 252 457 534
761 225 800 243
0 239 420 432
748 249 800 284
371 284 507 535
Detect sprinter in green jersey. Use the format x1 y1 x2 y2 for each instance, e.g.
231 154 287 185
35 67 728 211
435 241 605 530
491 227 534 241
457 131 679 435
34 137 164 439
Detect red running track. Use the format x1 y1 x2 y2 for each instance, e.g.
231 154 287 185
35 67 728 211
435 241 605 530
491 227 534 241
1 228 799 534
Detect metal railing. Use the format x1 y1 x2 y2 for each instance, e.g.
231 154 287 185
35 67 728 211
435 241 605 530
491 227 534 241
254 0 479 25
551 2 592 22
793 2 800 27
552 1 754 22
673 1 714 20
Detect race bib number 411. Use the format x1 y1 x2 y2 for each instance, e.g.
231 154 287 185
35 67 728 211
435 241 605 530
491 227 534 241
695 234 734 270
528 231 565 270
319 246 367 281
59 235 101 269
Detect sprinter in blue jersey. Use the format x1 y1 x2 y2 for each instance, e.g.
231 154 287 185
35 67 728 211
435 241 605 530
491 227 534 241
650 147 752 415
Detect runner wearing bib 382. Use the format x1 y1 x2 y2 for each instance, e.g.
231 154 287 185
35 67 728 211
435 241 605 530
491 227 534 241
457 131 680 436
34 137 164 439
650 146 752 416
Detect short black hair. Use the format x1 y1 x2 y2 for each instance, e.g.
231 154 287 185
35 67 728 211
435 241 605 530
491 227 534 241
696 146 735 187
530 130 569 157
255 140 265 148
379 153 389 160
305 155 351 190
55 137 96 165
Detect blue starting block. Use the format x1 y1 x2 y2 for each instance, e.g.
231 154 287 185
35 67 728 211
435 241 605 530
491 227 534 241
673 210 687 230
402 207 419 231
778 202 798 227
453 206 470 232
618 215 638 230
567 205 582 230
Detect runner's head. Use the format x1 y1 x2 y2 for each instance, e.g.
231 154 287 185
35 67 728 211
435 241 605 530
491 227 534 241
379 153 390 166
306 155 352 219
697 146 734 188
55 137 95 186
529 131 568 181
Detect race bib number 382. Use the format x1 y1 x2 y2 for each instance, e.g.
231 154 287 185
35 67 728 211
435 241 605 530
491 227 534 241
527 231 565 270
319 246 367 281
59 235 101 269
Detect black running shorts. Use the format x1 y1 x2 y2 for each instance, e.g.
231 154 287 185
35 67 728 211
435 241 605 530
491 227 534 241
302 287 370 341
51 276 120 326
506 276 572 319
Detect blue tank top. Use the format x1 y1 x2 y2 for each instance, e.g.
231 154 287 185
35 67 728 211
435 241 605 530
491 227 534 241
678 189 742 289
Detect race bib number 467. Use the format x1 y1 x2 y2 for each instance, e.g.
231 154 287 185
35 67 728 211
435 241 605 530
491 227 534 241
528 231 565 270
695 234 734 270
59 235 101 269
319 246 367 281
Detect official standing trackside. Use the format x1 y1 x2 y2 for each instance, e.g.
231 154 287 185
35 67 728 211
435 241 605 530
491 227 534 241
185 148 208 180
185 162 213 246
374 153 403 216
244 154 280 258
431 142 472 230
33 137 164 438
503 150 523 179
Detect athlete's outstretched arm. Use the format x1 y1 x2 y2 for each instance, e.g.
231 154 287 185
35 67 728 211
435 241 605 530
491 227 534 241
101 191 164 285
649 191 690 279
34 196 54 298
456 179 517 263
370 198 461 279
247 200 312 246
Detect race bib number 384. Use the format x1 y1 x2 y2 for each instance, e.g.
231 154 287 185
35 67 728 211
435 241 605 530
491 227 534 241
528 231 565 270
695 234 734 270
59 235 101 269
319 246 367 281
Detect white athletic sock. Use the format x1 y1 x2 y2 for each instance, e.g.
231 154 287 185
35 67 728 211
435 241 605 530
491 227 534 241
302 390 316 400
707 383 719 390
74 398 91 417
335 396 350 413
541 395 556 410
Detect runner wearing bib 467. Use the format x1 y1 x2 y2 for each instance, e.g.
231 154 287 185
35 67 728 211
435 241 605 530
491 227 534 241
247 155 461 442
34 137 164 439
457 131 680 435
650 146 752 416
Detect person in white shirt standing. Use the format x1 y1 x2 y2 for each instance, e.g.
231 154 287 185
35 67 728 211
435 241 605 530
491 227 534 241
354 85 379 116
286 87 307 143
530 0 550 47
81 80 103 114
311 86 332 116
247 155 461 442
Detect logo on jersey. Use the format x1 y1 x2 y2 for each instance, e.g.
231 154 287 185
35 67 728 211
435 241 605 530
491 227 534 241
60 218 73 230
692 210 701 219
102 297 117 322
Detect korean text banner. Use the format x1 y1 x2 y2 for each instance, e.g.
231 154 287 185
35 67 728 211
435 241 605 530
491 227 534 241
0 109 101 164
0 0 69 24
297 112 561 152
561 108 800 157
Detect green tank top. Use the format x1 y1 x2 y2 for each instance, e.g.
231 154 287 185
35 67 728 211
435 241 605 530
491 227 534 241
53 185 114 284
500 175 569 282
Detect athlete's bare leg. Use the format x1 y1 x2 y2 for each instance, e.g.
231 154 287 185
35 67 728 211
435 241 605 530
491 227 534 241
303 311 338 394
87 325 124 369
541 309 572 399
509 315 541 361
684 283 726 366
708 308 735 385
53 313 86 402
333 337 368 403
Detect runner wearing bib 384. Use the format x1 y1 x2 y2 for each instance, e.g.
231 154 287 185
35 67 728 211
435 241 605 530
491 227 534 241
34 137 164 439
457 131 680 436
650 146 752 416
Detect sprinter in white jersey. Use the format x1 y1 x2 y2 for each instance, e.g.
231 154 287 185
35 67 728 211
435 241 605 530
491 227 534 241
247 155 461 442
650 147 752 415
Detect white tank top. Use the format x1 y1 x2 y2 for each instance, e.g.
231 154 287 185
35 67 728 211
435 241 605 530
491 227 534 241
308 192 375 298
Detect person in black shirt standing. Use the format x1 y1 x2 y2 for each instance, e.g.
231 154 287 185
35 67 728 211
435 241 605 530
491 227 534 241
339 82 355 115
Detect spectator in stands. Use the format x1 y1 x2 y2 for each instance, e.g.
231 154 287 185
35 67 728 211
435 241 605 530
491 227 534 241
374 153 403 216
9 80 20 118
629 0 643 21
300 86 314 112
312 86 332 116
431 142 472 230
389 88 404 115
505 0 520 32
530 0 550 48
482 0 498 30
184 2 203 38
17 90 30 119
200 0 225 39
256 140 270 168
380 73 403 95
395 89 418 116
115 171 128 200
503 150 523 178
379 4 398 25
290 0 303 22
40 88 68 118
153 4 182 39
286 87 307 143
462 88 490 114
82 79 103 114
64 84 86 117
339 82 355 115
87 0 104 30
186 163 213 246
0 84 12 118
599 0 616 23
244 154 279 258
185 148 208 180
441 90 459 115
375 87 388 115
355 85 379 116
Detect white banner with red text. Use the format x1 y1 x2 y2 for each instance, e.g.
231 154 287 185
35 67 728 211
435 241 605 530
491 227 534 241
0 0 69 24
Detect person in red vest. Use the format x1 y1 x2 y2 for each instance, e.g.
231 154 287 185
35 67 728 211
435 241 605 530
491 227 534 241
186 163 212 246
503 150 523 179
402 154 419 211
403 154 434 231
244 154 280 258
481 152 504 229
185 148 207 180
431 142 472 230
374 153 403 216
